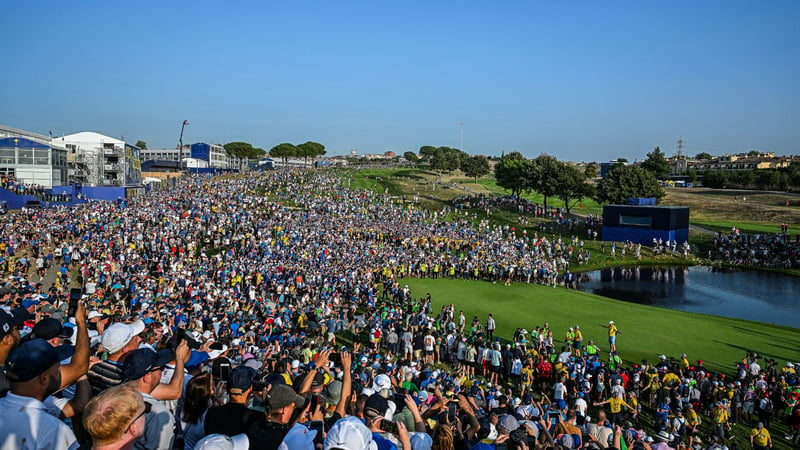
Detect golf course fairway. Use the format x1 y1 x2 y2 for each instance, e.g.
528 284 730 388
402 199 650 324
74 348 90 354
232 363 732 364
401 277 799 374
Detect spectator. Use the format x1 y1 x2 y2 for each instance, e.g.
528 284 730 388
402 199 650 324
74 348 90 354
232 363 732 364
246 384 306 449
82 384 146 450
0 339 78 449
122 347 183 450
205 365 265 438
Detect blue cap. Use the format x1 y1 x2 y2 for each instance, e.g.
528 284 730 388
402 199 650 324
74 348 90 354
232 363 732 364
22 299 39 309
122 348 173 380
228 365 259 394
5 339 72 382
185 351 209 370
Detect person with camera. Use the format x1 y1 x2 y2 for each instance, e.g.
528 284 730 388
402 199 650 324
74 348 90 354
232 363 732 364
205 365 266 438
363 393 411 450
246 383 306 450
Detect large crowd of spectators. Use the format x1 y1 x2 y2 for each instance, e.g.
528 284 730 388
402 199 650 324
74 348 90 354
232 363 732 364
0 170 798 450
711 228 800 270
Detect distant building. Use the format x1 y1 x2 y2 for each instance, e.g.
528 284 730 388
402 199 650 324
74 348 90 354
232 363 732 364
0 136 68 188
59 132 142 186
667 152 792 175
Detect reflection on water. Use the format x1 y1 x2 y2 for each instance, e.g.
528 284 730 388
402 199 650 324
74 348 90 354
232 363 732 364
577 266 800 327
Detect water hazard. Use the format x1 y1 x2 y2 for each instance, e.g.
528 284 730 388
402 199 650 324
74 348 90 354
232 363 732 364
576 266 800 327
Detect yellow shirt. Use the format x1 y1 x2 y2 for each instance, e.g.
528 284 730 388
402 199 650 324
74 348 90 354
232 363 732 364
609 397 624 413
608 325 618 336
750 427 770 446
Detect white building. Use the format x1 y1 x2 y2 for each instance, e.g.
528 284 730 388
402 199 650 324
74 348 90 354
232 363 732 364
0 124 68 188
60 132 141 186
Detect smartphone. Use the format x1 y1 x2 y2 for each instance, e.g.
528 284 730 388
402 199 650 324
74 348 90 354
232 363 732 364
448 401 459 422
548 410 560 425
219 362 231 382
68 288 82 317
308 420 324 445
393 388 407 412
379 419 399 435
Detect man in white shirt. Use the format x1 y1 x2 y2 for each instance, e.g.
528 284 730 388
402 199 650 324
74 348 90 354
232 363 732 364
0 339 79 450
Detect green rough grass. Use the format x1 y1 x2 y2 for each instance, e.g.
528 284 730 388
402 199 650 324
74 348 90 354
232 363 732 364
400 278 800 375
476 178 604 215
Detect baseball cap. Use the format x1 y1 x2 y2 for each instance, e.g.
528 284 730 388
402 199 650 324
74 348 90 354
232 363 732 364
0 307 28 339
409 432 433 450
324 416 378 450
364 393 389 419
279 423 317 450
194 433 249 450
87 310 108 320
373 374 392 392
5 339 73 382
498 414 520 433
102 320 145 354
265 384 305 410
123 348 173 380
228 366 259 395
30 318 72 340
324 380 343 405
22 299 39 309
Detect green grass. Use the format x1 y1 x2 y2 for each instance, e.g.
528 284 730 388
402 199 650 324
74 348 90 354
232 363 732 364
692 221 785 235
400 278 800 375
476 178 604 215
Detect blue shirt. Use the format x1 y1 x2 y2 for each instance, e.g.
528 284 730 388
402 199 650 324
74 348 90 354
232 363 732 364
372 432 398 450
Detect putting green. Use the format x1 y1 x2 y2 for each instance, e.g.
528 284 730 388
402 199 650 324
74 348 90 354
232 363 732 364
400 277 799 375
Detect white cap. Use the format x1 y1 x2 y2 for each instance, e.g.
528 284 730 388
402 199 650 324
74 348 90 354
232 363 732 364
207 345 228 360
324 416 378 450
101 320 145 354
373 373 392 392
195 433 249 450
87 310 104 320
291 359 301 369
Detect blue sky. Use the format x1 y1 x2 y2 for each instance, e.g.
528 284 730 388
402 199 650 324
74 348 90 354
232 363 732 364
2 1 798 161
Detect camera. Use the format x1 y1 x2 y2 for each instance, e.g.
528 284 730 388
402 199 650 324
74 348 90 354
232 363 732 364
379 419 399 435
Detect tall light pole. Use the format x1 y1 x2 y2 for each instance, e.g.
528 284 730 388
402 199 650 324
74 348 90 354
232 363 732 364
178 120 189 168
460 122 464 153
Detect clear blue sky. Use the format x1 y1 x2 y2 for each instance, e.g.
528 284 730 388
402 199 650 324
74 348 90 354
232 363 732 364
2 1 798 162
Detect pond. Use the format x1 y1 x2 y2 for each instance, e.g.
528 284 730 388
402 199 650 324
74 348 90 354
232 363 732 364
576 266 800 327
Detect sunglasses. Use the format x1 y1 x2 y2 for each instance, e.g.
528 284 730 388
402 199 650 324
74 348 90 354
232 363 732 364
127 402 152 431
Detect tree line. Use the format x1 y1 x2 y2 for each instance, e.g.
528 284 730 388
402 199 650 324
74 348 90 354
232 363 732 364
701 166 800 191
269 141 326 164
494 152 664 211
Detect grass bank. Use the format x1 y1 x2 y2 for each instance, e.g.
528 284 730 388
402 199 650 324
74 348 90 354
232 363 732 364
400 278 800 375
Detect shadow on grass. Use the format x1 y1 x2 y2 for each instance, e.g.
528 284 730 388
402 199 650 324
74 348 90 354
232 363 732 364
712 340 785 362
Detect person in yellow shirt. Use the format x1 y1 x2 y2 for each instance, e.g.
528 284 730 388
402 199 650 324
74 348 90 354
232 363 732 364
594 392 633 426
573 326 583 356
598 320 622 353
711 402 729 442
750 422 772 450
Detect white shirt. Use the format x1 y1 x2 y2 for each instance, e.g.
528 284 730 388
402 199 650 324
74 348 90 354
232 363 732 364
0 392 79 450
575 397 588 416
553 382 567 400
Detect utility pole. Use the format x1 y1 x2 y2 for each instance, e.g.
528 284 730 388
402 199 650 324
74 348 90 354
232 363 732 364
460 122 464 153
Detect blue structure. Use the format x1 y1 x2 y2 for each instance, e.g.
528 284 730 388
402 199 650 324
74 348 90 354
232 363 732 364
602 205 690 244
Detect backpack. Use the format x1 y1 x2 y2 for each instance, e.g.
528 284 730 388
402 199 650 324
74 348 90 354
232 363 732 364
760 397 773 413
